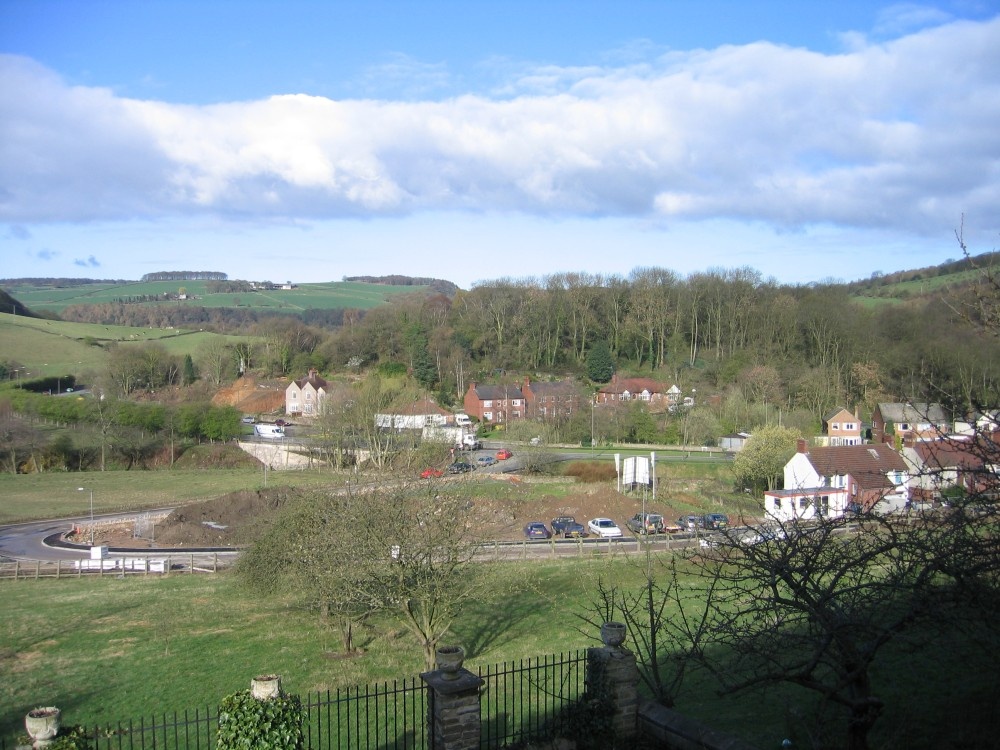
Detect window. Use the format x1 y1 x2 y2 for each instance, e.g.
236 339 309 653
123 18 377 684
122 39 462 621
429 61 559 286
773 497 782 510
483 400 492 408
512 399 522 406
799 497 808 509
831 422 840 430
844 422 857 431
484 412 493 421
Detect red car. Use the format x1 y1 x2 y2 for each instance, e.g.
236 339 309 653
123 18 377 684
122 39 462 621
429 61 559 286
420 467 443 479
496 449 513 460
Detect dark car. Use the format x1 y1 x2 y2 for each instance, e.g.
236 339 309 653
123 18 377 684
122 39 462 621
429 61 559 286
551 516 587 538
447 461 474 474
626 512 665 535
523 522 552 540
477 455 497 466
702 513 730 530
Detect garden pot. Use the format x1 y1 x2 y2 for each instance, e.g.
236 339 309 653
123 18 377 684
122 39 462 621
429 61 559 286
435 645 465 679
251 674 282 700
600 621 627 649
25 707 60 742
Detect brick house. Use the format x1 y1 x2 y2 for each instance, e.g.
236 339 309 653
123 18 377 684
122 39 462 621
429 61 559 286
821 407 864 446
872 402 950 446
285 368 328 417
522 377 585 421
595 375 679 411
764 440 909 522
903 433 997 501
463 382 526 424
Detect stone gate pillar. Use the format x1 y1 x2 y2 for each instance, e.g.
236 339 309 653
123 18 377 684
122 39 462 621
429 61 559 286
420 667 484 750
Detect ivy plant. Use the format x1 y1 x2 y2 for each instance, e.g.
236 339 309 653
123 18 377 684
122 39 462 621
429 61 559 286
217 690 304 750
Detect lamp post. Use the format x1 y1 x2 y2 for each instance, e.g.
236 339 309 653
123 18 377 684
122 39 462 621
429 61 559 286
78 487 94 546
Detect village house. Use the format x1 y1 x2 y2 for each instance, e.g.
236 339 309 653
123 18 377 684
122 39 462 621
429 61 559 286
285 368 328 417
522 377 585 421
463 382 526 424
819 406 864 446
595 375 681 411
872 402 950 446
903 433 998 501
764 440 909 522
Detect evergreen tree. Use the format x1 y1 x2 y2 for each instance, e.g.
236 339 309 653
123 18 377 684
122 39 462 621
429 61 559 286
586 340 615 383
182 354 197 385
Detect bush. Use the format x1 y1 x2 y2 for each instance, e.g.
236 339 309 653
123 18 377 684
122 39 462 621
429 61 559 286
217 689 304 750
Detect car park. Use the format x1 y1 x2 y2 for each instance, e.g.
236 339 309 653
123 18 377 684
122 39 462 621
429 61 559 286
588 518 623 538
626 512 666 535
477 455 497 466
496 449 513 460
551 516 587 538
523 522 552 540
420 467 443 479
703 513 730 530
447 461 474 474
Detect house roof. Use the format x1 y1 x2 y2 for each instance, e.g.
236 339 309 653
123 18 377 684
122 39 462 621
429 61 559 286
292 370 327 390
805 444 907 491
471 383 525 401
597 376 671 396
876 402 949 424
823 406 855 423
524 379 580 398
911 437 984 471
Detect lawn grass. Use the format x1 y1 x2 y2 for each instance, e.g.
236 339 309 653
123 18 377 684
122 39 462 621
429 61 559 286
2 557 995 748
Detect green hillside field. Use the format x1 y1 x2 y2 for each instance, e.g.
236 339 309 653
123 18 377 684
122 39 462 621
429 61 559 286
0 313 246 378
4 280 432 315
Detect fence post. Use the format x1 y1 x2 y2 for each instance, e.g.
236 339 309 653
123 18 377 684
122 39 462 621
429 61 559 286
420 660 484 750
587 637 640 741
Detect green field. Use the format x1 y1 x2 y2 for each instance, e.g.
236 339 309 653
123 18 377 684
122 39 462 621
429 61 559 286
0 312 248 378
1 555 994 748
3 280 431 315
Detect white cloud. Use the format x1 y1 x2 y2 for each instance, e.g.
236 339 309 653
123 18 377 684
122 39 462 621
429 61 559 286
1 14 998 242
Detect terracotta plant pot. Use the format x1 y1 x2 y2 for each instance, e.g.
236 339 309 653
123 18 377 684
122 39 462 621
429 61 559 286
25 707 60 742
435 645 465 679
600 621 627 649
251 674 282 700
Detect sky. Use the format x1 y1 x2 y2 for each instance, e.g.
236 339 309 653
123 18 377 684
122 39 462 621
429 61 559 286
1 1 999 290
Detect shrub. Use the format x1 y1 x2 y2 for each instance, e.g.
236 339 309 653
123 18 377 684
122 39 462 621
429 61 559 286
217 689 304 750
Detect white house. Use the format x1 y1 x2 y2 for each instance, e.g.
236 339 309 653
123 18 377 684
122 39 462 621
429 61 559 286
285 369 328 417
375 398 453 431
765 440 909 522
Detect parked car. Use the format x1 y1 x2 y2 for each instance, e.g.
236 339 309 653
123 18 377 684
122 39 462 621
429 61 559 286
588 518 623 538
551 516 587 538
241 416 256 424
702 513 730 530
496 449 513 460
523 522 552 540
274 419 288 427
678 515 701 531
420 467 443 479
477 455 497 466
626 512 666 535
447 461 474 474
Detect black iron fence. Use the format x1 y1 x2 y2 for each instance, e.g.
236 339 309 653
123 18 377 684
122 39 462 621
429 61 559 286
4 651 589 750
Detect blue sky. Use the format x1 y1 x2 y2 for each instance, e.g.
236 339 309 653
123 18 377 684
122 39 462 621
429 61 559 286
2 1 999 289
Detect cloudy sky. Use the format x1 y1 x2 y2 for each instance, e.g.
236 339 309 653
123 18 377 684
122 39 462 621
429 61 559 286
1 1 998 289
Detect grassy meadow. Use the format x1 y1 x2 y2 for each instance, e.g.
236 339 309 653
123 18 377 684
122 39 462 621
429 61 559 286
4 280 431 315
0 312 247 379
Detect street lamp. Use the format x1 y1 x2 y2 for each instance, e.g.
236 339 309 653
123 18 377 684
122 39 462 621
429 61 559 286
78 487 94 546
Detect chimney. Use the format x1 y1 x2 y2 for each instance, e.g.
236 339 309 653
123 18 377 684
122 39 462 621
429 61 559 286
797 438 808 454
